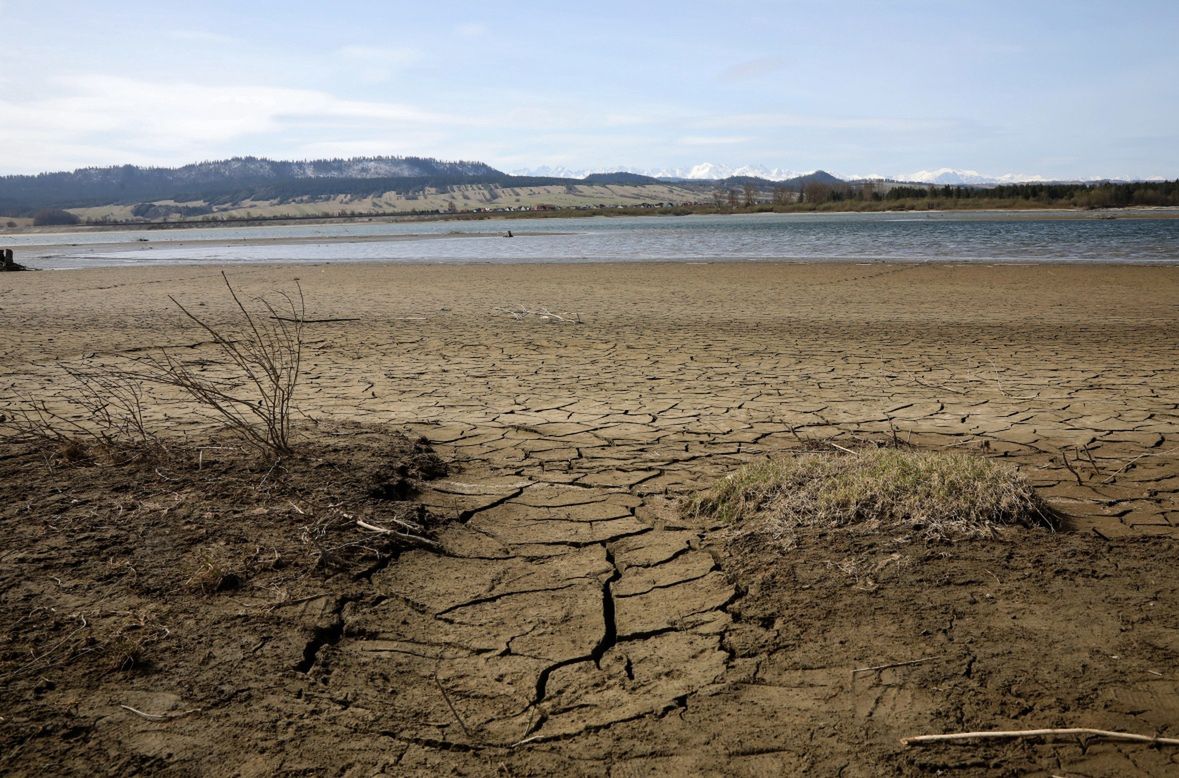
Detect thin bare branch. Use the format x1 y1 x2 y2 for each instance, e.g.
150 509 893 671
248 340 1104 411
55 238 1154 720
901 727 1179 747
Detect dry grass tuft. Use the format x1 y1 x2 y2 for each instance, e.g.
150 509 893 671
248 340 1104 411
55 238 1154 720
185 547 243 594
104 633 151 672
101 613 170 672
684 449 1056 539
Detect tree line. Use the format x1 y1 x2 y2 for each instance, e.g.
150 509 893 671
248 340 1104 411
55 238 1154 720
793 179 1179 209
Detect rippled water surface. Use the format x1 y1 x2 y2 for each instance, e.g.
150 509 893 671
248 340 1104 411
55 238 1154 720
10 211 1179 268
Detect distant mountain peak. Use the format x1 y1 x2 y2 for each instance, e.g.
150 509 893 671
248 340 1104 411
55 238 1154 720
899 168 1049 185
511 162 814 181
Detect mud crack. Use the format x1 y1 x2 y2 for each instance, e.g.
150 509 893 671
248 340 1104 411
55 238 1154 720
590 544 622 667
525 541 625 734
295 595 354 673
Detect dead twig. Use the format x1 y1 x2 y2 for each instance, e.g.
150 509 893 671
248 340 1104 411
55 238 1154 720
825 440 859 456
0 613 89 680
910 372 968 395
270 316 358 324
1103 447 1177 484
119 704 201 722
198 446 238 469
853 656 939 675
901 727 1179 747
355 519 438 548
494 305 582 324
1079 445 1103 477
265 593 329 612
434 670 475 740
1060 449 1084 486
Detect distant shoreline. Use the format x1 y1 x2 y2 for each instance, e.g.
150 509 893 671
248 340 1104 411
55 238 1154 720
4 204 1179 239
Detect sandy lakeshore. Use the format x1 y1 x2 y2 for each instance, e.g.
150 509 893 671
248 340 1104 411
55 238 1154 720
2 260 1179 775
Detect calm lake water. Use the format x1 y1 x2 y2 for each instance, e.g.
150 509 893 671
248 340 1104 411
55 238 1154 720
8 211 1179 269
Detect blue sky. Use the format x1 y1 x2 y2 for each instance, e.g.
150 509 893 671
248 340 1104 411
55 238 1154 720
1 0 1176 179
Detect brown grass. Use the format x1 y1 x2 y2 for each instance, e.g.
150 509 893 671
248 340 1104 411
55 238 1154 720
684 449 1056 540
184 547 243 594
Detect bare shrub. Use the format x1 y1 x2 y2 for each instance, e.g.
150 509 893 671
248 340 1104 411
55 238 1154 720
2 367 162 463
2 273 305 461
132 272 305 458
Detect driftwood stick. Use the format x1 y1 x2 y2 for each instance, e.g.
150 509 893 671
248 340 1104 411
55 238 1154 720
825 440 859 456
901 727 1179 747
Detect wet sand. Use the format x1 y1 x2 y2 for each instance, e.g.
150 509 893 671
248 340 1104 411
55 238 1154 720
9 230 567 269
2 260 1178 775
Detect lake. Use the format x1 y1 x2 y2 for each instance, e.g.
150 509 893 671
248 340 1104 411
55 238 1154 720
7 211 1179 269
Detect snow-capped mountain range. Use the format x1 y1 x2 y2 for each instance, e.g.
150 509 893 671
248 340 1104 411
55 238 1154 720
515 163 1090 185
515 163 811 181
896 168 1048 185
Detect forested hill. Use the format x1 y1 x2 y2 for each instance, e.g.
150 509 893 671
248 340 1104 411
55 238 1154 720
5 155 1174 223
0 156 503 212
0 155 866 216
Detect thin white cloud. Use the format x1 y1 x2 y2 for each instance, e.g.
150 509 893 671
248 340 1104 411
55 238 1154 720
0 75 469 173
678 135 753 146
167 29 240 47
337 45 420 83
718 56 786 82
0 71 695 173
293 136 447 160
694 112 956 133
455 23 487 38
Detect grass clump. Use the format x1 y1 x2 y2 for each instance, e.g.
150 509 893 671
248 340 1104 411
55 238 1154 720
685 448 1055 539
185 547 243 594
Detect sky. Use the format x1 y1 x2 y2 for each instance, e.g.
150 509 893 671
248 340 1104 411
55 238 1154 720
0 0 1177 179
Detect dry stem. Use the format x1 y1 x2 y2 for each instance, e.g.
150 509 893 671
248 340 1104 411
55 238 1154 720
902 727 1179 747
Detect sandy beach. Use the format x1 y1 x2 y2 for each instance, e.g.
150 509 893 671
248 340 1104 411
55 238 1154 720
3 260 1178 775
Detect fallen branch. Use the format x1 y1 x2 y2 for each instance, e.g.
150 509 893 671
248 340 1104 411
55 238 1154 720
901 727 1179 747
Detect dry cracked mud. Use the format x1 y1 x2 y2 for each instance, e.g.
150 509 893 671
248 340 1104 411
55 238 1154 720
2 260 1178 776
